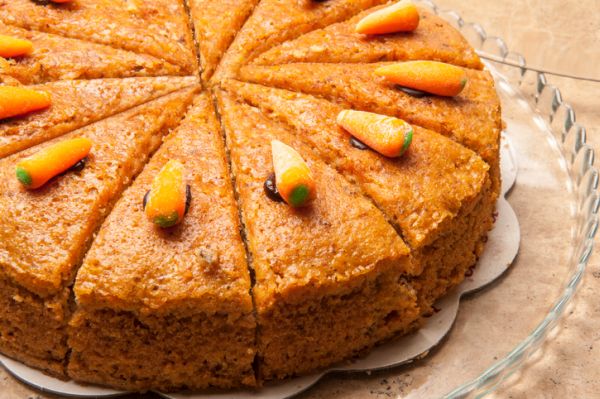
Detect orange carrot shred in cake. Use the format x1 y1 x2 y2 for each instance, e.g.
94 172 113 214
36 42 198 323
337 110 413 158
16 137 91 189
0 34 33 57
271 140 315 207
0 86 50 120
355 0 420 35
375 61 468 97
144 159 189 228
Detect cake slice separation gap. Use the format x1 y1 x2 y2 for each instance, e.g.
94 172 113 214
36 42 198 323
187 0 260 83
216 87 420 381
211 0 389 83
0 0 198 73
68 92 257 391
0 75 198 159
0 85 198 378
222 79 496 313
0 23 187 84
252 5 483 69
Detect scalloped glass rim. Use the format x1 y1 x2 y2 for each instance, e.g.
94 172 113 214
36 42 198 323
411 1 599 397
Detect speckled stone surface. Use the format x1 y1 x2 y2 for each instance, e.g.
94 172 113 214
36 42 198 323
1 0 599 398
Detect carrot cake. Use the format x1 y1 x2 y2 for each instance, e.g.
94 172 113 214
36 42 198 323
217 89 419 380
253 6 482 69
0 86 196 377
188 0 259 82
0 0 197 73
0 23 184 84
0 76 196 158
0 0 504 392
68 93 254 391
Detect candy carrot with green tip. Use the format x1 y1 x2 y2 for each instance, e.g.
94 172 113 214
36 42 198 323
375 61 468 97
0 34 33 58
16 137 92 189
337 110 413 158
0 86 51 120
355 0 420 35
271 140 316 208
144 160 189 228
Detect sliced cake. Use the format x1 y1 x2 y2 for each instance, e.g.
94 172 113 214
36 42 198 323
0 76 196 158
223 80 494 310
217 89 419 380
188 0 259 82
212 0 388 82
253 6 482 69
68 93 255 391
0 0 197 73
0 23 185 84
239 61 501 197
0 86 197 377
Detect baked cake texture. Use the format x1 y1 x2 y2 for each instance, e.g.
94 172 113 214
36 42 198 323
0 0 502 392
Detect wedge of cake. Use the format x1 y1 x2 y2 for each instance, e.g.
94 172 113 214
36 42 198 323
188 0 259 82
0 0 197 73
0 23 184 84
223 80 494 310
68 93 255 391
239 61 501 198
0 76 196 158
0 86 197 377
212 0 388 82
217 89 419 380
253 6 483 69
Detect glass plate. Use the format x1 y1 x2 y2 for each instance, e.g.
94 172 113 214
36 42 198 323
297 2 598 398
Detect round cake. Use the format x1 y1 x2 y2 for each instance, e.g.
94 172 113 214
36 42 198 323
0 0 501 393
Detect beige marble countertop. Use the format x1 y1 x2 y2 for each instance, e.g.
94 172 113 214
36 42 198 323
2 0 598 398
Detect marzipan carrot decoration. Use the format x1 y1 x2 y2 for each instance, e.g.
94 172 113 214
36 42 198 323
355 0 420 35
16 137 92 189
271 140 316 208
144 160 189 228
375 61 468 97
0 34 33 58
0 86 51 120
337 110 413 158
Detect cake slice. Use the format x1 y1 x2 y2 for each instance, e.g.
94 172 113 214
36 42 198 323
0 0 197 73
0 86 197 377
0 23 185 84
217 89 419 380
188 0 259 82
239 61 501 197
68 93 255 391
0 76 196 158
212 0 388 82
253 6 483 69
223 80 494 310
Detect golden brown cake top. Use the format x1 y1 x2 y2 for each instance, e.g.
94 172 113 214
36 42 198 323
217 89 412 308
239 61 501 168
0 76 197 159
0 0 197 73
253 7 483 69
0 23 184 85
0 87 197 297
74 93 253 316
224 80 489 250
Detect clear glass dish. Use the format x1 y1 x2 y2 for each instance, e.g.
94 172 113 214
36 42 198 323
298 2 598 398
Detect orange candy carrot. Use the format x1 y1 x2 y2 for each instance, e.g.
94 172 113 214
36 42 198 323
0 34 33 58
355 0 420 35
0 86 51 120
271 140 316 208
337 110 413 158
375 61 468 97
144 160 189 228
16 137 92 189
